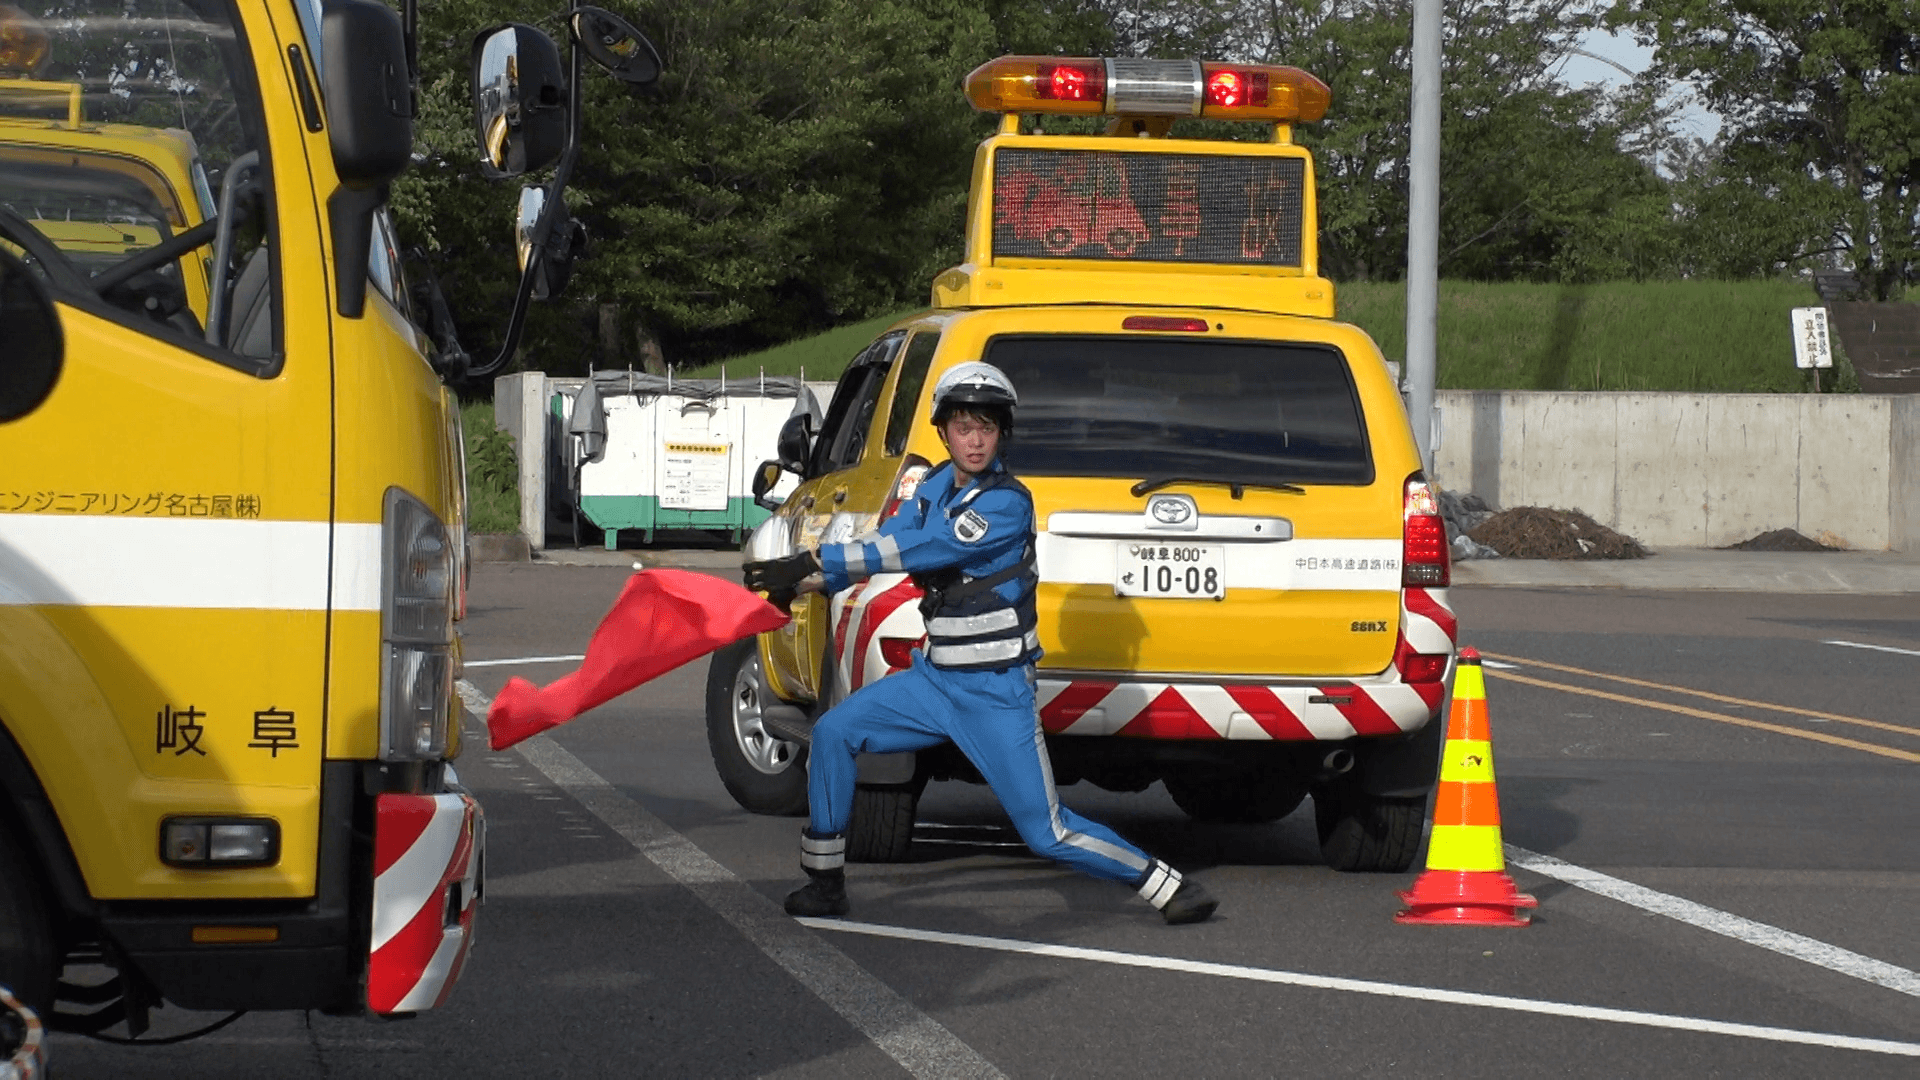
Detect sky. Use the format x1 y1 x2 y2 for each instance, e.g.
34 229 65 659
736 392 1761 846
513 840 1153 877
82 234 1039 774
1554 28 1724 144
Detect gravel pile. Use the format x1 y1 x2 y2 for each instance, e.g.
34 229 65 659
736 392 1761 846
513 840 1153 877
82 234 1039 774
1467 507 1649 560
1721 528 1836 552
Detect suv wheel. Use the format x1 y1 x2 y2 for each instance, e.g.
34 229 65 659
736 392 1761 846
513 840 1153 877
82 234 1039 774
847 781 922 863
1312 783 1425 872
0 820 55 1016
705 640 808 816
1164 773 1305 824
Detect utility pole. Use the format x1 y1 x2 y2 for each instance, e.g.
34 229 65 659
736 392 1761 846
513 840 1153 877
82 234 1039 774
1406 0 1442 472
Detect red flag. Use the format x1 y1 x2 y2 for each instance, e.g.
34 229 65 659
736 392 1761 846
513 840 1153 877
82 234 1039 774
486 569 789 750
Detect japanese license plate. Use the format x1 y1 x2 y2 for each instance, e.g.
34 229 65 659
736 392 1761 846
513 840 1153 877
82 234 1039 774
1117 543 1225 599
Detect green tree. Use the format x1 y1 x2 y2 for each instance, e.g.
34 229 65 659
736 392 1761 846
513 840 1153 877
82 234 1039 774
1610 0 1919 298
1223 0 1683 283
394 0 1119 376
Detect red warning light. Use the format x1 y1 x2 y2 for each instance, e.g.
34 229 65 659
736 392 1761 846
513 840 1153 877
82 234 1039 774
1039 62 1104 102
1206 69 1269 109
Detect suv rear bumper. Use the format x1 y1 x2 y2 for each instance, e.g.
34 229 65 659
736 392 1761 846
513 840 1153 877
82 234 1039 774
1037 671 1448 739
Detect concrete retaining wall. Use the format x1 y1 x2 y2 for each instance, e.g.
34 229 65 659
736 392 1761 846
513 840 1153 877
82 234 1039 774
1434 391 1920 552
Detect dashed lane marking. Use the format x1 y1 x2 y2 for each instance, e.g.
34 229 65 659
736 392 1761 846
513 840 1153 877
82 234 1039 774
454 680 1004 1080
1506 845 1920 998
1825 639 1920 659
801 919 1920 1059
1482 650 1920 741
462 654 587 668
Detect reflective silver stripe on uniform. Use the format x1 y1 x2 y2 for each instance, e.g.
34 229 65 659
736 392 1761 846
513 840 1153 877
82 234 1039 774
927 635 1028 667
925 607 1020 637
1138 861 1183 908
801 832 846 870
1031 722 1151 875
873 534 904 571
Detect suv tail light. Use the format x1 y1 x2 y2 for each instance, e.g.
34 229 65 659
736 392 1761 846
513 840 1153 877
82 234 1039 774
881 455 932 522
879 636 922 671
1402 473 1450 587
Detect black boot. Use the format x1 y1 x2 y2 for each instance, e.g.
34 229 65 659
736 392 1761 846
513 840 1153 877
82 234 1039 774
784 865 849 918
1159 878 1218 925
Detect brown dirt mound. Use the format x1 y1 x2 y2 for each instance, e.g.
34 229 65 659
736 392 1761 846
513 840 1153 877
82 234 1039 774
1721 528 1835 552
1467 507 1648 560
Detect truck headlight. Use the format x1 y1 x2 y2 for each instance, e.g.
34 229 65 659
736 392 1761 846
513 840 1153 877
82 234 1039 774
381 487 455 761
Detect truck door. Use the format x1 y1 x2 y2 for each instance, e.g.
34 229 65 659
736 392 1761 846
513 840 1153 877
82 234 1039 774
0 0 338 903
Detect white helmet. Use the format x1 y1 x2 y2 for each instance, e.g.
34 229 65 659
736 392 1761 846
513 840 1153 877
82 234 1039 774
931 362 1018 420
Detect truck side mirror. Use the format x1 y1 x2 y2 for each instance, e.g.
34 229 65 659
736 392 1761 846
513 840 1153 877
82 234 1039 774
777 414 814 476
569 6 662 87
320 0 415 319
515 185 586 300
322 0 413 188
0 249 62 423
751 460 783 511
471 24 569 179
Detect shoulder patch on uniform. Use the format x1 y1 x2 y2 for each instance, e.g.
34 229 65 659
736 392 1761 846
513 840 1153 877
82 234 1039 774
953 508 990 544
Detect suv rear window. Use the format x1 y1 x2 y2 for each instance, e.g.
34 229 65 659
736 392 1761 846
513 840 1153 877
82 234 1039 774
985 335 1374 486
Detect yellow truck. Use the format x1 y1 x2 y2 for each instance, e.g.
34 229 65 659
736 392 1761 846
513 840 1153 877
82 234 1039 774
713 56 1456 873
0 0 654 1038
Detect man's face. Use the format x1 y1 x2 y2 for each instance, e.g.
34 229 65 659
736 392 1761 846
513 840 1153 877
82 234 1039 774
941 412 1001 478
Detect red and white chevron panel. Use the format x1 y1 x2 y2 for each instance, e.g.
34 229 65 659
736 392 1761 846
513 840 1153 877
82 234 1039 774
825 574 1458 741
368 791 484 1015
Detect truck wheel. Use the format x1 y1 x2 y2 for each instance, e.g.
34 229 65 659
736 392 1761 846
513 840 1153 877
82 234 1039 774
1164 774 1305 824
0 821 56 1015
705 640 809 816
846 782 920 863
1313 784 1425 872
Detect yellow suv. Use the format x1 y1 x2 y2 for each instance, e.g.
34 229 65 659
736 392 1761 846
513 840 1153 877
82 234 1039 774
706 56 1456 872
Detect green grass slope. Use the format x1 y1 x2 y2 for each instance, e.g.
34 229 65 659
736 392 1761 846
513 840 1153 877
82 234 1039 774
1337 279 1836 393
681 279 1841 393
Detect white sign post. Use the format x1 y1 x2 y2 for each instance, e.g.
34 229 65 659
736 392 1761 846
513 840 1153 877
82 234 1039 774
1791 306 1833 392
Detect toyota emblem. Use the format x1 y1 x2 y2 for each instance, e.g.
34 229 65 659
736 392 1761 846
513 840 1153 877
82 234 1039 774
1148 496 1193 525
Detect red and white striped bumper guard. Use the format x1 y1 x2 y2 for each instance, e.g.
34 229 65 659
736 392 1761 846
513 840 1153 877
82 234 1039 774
369 791 484 1014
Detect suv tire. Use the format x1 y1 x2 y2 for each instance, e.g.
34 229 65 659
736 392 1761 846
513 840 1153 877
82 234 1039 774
1312 784 1425 872
705 640 809 816
847 781 921 863
1165 773 1305 824
0 819 55 1016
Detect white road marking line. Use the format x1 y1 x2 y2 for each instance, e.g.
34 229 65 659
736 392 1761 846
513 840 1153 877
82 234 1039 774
1824 639 1920 659
1480 658 1521 669
462 654 588 668
802 919 1920 1059
454 680 1003 1080
1506 845 1920 998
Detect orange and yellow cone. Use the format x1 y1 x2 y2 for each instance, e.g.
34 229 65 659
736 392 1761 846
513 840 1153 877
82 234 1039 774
1395 647 1537 926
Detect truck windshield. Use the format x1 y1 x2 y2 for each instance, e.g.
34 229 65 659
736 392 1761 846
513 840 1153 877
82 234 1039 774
986 335 1374 486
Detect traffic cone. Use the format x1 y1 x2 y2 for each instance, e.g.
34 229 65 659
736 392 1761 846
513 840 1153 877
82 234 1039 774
1395 647 1537 926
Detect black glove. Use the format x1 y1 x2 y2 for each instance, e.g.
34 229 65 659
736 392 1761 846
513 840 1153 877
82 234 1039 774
743 550 820 594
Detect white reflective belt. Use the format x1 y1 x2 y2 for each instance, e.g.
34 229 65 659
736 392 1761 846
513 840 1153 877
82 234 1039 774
1138 861 1183 909
927 630 1038 668
925 607 1020 637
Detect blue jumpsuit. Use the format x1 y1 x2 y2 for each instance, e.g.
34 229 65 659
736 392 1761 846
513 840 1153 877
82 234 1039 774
806 459 1171 895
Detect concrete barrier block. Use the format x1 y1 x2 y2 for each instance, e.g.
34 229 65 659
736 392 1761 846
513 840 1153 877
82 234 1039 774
1512 393 1617 521
1797 396 1890 549
494 371 548 552
1616 393 1710 547
1702 396 1798 547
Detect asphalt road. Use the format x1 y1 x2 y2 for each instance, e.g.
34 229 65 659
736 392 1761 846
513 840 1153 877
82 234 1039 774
48 565 1920 1077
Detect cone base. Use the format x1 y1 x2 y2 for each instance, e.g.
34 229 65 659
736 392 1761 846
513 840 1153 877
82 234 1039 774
1395 869 1537 926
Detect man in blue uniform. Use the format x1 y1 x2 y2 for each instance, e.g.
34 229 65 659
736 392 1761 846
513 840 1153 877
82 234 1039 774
744 362 1217 925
